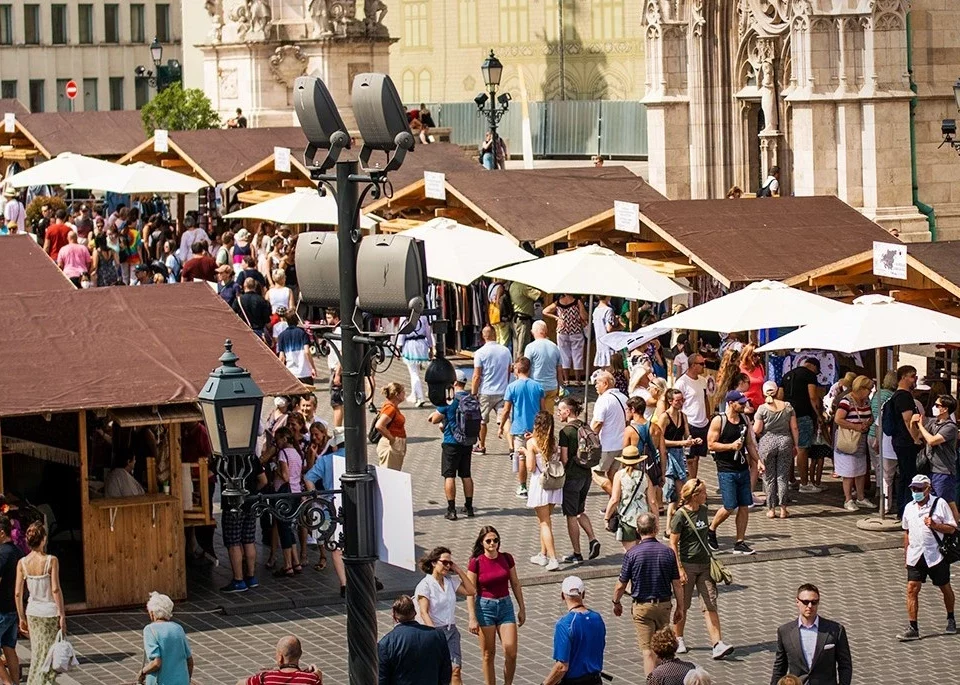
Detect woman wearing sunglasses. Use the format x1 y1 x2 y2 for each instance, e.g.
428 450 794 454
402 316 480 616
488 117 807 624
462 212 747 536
415 546 476 685
467 526 526 685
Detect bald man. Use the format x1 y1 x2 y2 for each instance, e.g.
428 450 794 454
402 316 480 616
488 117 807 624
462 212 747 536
524 320 565 413
472 325 512 455
240 636 321 685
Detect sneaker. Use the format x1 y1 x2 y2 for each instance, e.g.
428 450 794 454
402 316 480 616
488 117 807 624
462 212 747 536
588 539 601 560
897 625 921 641
220 579 248 593
712 641 734 659
461 506 476 518
415 400 427 408
530 553 548 566
561 553 584 564
675 636 688 654
798 484 822 493
707 529 720 552
445 510 458 521
732 541 755 555
947 618 957 635
516 485 528 498
244 576 259 589
855 498 875 508
843 500 859 512
545 557 561 572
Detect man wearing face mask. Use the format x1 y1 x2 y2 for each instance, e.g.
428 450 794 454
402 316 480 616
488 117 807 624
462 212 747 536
897 474 957 641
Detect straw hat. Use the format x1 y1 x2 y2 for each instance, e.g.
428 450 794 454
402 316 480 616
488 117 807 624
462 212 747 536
616 445 646 465
2 186 16 198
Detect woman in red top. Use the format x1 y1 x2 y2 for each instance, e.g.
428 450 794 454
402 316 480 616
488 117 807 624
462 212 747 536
466 526 525 685
374 383 407 471
739 343 766 409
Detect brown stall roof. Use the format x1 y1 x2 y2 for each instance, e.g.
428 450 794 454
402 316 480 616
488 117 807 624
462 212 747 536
0 283 306 418
359 142 477 202
0 235 74 293
0 99 29 116
16 110 146 158
639 196 899 287
902 242 960 298
443 166 666 243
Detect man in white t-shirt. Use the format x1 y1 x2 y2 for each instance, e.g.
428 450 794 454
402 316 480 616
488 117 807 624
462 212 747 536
2 188 25 235
592 297 616 368
472 325 513 455
177 215 208 263
590 371 628 494
758 165 780 197
673 353 710 478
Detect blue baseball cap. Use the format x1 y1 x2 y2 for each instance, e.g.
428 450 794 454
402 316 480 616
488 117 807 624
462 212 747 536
725 390 749 405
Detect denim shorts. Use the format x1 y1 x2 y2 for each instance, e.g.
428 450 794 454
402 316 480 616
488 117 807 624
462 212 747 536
476 596 516 627
663 448 688 504
796 416 814 449
717 469 752 510
0 612 17 649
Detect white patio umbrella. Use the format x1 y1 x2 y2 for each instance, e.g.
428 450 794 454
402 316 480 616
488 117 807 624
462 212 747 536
600 326 671 354
487 244 687 409
653 279 849 332
223 187 375 229
70 161 208 194
403 217 536 286
6 152 124 188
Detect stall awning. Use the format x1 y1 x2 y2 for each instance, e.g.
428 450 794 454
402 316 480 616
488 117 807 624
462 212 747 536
109 404 203 427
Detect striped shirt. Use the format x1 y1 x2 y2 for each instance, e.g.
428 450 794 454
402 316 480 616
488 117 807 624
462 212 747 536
837 396 872 426
618 538 679 602
245 669 321 685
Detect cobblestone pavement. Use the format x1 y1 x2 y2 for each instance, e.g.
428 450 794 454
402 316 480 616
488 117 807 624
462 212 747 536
51 360 957 683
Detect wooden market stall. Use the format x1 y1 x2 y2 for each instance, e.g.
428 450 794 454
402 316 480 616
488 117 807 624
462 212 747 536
0 270 305 610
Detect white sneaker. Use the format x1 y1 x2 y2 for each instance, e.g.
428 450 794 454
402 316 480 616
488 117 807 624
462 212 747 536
855 498 875 508
676 636 688 654
843 500 859 512
798 484 822 493
529 553 548 566
712 641 734 660
545 557 560 572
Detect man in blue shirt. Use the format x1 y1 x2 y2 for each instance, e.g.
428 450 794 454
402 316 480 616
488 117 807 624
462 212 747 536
472 325 513 455
524 320 566 414
378 595 451 685
501 356 545 498
544 576 606 685
304 428 347 595
428 369 475 521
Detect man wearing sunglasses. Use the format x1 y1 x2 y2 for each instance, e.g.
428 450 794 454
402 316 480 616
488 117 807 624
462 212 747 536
770 583 852 685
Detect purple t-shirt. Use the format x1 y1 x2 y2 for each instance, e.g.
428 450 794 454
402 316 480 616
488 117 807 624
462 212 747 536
468 552 515 599
274 447 304 493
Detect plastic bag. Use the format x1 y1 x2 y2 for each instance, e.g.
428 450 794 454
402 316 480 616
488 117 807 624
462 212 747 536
41 630 79 674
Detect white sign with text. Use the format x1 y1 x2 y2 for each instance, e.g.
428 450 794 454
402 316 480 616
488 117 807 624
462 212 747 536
872 241 907 280
614 200 640 234
424 171 446 200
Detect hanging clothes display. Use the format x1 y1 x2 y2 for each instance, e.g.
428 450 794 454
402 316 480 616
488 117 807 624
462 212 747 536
767 350 839 388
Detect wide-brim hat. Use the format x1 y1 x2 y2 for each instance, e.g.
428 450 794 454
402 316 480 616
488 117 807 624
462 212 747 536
2 186 16 198
616 445 646 465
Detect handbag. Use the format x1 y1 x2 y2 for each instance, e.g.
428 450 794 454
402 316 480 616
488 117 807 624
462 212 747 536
605 470 645 533
368 413 383 444
680 508 733 585
41 630 79 674
835 426 861 455
809 425 832 461
540 451 566 491
931 498 960 565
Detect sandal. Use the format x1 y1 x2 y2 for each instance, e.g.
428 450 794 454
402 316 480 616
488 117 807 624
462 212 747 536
265 558 277 570
293 564 303 575
273 567 294 578
314 558 327 572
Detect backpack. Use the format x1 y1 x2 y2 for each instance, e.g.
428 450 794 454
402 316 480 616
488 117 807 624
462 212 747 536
498 285 514 321
881 394 899 437
570 419 602 469
757 177 775 198
150 259 170 279
453 394 482 446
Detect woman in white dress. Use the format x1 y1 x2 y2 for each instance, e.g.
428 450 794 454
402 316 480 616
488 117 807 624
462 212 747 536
266 269 294 314
398 315 433 407
522 411 562 572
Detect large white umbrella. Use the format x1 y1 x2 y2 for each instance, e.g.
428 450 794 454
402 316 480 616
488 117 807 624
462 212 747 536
757 294 960 354
223 187 375 229
486 244 687 302
6 152 124 188
70 161 208 194
600 326 671 354
403 217 536 286
654 279 849 332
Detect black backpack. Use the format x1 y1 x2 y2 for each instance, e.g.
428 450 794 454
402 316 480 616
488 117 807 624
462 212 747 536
498 285 514 320
757 177 775 198
453 394 482 446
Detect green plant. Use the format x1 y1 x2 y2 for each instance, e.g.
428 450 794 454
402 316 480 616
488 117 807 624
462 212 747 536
25 195 67 228
140 83 222 135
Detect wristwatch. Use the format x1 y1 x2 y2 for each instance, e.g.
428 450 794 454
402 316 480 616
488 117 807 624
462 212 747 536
611 599 621 605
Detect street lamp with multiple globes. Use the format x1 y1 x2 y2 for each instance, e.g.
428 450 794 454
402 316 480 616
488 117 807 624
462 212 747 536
474 50 511 169
134 37 183 92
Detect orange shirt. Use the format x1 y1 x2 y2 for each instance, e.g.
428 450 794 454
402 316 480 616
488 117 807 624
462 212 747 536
380 402 407 438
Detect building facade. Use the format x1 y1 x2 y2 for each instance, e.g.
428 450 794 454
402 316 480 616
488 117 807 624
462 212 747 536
383 0 646 104
641 0 960 242
0 1 182 113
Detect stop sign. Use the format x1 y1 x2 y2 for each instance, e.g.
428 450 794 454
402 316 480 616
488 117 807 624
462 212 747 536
65 80 78 100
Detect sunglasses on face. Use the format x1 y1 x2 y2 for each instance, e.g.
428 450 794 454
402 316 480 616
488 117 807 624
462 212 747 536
439 559 453 567
797 598 819 606
484 538 500 545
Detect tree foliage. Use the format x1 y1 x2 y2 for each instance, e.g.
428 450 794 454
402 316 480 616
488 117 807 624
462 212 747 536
140 83 221 135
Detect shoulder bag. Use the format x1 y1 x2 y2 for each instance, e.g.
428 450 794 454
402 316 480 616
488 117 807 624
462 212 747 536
540 449 566 491
605 470 644 533
930 497 960 565
680 507 733 585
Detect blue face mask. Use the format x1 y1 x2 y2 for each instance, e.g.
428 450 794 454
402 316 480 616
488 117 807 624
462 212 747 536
911 491 926 503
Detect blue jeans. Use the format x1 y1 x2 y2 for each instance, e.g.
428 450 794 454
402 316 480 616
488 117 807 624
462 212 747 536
663 447 687 503
717 469 752 510
482 152 495 170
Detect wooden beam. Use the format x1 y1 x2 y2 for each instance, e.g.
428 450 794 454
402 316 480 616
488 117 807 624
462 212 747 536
244 172 278 182
626 241 675 253
808 273 879 287
889 288 953 304
8 137 32 148
281 179 314 188
160 158 189 169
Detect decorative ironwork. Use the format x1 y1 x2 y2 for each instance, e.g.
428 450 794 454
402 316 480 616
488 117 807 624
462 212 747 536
246 489 344 550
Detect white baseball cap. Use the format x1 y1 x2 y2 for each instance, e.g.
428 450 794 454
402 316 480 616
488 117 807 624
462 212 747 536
561 576 584 597
455 368 468 384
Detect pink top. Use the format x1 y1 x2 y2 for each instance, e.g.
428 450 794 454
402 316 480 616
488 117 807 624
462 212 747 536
468 552 515 599
274 447 304 493
741 364 765 409
57 243 91 279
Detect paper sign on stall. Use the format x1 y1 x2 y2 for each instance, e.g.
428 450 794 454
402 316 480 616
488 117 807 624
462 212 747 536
424 171 446 200
872 241 907 280
3 113 14 134
614 200 640 234
274 146 291 173
154 129 169 153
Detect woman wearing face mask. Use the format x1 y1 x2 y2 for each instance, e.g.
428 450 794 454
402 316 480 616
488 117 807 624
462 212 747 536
833 375 874 512
415 546 476 685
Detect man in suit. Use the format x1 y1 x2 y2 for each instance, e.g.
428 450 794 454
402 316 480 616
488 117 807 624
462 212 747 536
771 584 852 685
378 595 451 685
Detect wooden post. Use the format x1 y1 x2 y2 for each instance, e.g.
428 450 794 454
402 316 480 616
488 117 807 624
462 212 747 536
0 418 4 495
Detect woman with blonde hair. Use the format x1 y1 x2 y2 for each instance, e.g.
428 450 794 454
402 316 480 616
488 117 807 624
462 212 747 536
266 268 294 316
604 445 649 551
753 381 799 519
739 343 765 409
374 383 408 470
712 348 742 410
834 375 874 511
521 411 562 572
136 592 193 685
15 522 66 685
669 479 733 660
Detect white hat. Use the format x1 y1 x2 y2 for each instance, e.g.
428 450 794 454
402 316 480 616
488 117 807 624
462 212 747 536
274 397 288 408
332 426 346 446
235 228 251 242
762 380 778 396
910 474 931 488
455 368 468 384
561 576 584 597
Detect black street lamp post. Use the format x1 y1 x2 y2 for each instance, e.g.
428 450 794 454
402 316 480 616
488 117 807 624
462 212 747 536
475 50 511 169
134 37 182 92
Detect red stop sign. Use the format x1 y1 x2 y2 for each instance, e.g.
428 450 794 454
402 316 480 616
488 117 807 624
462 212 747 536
65 80 78 100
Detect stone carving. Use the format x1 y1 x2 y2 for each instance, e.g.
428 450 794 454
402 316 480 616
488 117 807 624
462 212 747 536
225 0 251 42
308 0 334 37
364 0 389 36
218 68 239 99
269 45 308 86
758 54 778 133
248 0 272 41
204 0 224 42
